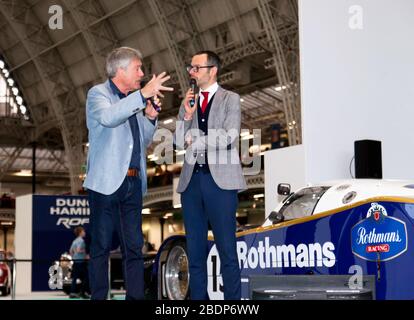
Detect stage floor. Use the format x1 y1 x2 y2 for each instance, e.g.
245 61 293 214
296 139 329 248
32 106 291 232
0 290 126 300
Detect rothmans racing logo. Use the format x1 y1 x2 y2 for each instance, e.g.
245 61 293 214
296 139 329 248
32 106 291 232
351 203 407 261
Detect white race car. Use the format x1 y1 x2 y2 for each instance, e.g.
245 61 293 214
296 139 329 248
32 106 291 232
149 179 414 300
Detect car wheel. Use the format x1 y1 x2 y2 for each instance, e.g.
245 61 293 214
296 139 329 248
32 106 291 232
164 241 189 300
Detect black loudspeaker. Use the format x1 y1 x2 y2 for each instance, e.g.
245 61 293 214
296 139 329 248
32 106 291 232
354 140 382 179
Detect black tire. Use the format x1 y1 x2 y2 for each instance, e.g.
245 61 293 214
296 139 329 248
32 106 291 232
144 255 157 300
1 282 8 296
163 241 189 300
63 283 71 295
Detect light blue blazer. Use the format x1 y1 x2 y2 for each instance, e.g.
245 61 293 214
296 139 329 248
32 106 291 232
83 80 157 195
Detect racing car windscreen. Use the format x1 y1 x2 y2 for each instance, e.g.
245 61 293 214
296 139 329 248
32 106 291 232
279 186 330 220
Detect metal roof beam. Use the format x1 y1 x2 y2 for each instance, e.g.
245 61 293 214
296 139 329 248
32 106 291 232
256 0 301 145
0 0 85 193
0 146 24 180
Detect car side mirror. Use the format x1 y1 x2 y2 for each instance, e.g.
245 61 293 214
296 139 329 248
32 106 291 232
277 183 291 196
269 211 284 224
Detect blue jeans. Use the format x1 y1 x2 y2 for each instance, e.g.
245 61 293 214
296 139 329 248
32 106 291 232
88 175 144 300
181 170 241 300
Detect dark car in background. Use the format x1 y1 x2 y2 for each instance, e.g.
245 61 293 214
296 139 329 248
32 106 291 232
0 251 11 296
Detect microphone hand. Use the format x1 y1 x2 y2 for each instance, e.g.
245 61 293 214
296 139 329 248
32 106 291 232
189 78 197 107
184 89 197 115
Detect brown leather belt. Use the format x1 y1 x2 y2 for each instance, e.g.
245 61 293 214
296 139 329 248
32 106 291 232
127 168 139 177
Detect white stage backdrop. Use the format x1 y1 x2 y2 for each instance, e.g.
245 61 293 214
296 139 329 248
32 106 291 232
299 0 414 182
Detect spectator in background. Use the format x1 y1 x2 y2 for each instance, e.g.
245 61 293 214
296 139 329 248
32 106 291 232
142 235 155 254
69 226 90 299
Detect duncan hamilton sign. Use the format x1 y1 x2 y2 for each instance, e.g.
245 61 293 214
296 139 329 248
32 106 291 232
50 197 90 229
32 195 90 291
351 203 408 261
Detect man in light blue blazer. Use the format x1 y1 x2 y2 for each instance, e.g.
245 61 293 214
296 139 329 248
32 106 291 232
83 47 172 300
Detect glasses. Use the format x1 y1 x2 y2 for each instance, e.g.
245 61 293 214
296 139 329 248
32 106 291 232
186 65 215 73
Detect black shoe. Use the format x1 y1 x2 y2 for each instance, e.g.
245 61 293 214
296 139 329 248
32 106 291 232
69 293 80 299
81 293 91 299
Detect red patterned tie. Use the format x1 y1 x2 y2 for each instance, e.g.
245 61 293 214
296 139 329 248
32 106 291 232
201 91 209 113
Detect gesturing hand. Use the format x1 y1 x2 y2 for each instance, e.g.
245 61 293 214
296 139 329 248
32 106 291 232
141 72 174 98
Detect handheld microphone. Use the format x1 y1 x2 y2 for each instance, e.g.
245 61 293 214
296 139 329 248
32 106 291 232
148 97 161 113
189 78 197 107
140 80 161 112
